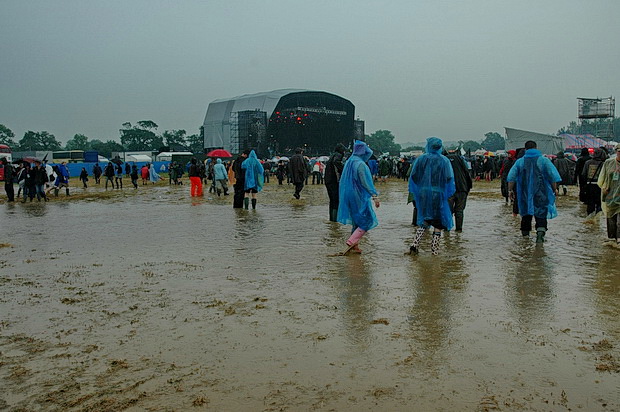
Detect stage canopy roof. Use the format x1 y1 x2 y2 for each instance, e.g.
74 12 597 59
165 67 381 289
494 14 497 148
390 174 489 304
560 133 613 149
505 127 564 155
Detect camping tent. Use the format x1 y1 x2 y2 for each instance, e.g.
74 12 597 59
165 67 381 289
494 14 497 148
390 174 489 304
505 127 564 155
125 154 152 162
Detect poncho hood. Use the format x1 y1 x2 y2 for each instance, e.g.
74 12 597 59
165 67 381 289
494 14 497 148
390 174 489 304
241 150 264 191
425 137 443 154
508 150 517 160
523 148 542 158
216 158 223 164
353 140 373 162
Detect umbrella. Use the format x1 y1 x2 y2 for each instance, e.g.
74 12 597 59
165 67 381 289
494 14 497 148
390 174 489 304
13 157 39 164
110 156 123 165
316 156 329 162
270 156 280 163
278 156 289 162
206 149 232 158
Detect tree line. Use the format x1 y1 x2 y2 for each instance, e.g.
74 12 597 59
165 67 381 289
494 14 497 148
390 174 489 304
1 117 618 159
0 121 204 158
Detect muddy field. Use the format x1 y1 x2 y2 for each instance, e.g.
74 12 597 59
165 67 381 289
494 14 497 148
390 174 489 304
1 179 619 411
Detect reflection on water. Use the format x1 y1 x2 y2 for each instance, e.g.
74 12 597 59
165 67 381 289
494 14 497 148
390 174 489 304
331 257 375 350
594 247 620 341
1 182 619 410
504 240 554 328
406 238 469 356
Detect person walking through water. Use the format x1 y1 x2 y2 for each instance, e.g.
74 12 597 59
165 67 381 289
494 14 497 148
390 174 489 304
336 140 380 255
446 150 472 232
500 150 517 203
597 143 620 245
507 140 561 243
241 149 264 209
1 157 14 202
213 158 229 196
408 137 455 255
581 148 607 217
289 148 307 199
574 147 591 203
188 157 203 197
232 150 249 208
324 143 346 222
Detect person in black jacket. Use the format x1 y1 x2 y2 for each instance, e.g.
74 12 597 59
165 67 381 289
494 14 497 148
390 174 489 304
446 152 473 232
104 162 115 189
574 147 590 203
324 144 346 222
93 163 102 184
1 157 14 202
32 160 49 201
232 150 249 208
289 148 307 199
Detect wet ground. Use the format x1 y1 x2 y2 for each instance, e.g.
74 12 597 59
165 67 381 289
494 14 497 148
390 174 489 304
1 179 619 411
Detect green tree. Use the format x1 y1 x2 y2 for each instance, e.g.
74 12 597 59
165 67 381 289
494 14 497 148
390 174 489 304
481 132 505 151
462 140 482 152
186 130 204 154
557 121 580 135
65 133 89 150
402 145 424 151
365 130 401 155
17 130 62 151
89 139 124 158
120 120 163 151
162 129 187 149
0 124 16 147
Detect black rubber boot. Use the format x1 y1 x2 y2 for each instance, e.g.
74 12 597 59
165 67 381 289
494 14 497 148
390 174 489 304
251 199 257 210
244 197 249 209
536 227 546 243
455 215 463 232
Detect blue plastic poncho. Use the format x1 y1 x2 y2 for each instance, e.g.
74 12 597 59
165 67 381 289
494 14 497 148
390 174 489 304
241 150 264 191
408 137 456 230
507 149 561 219
337 140 379 231
368 158 378 176
213 158 227 180
149 164 160 182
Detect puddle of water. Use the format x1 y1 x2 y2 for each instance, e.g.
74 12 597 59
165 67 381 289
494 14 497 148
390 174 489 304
0 181 618 410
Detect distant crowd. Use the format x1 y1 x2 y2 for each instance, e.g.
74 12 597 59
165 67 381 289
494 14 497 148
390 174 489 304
2 142 619 254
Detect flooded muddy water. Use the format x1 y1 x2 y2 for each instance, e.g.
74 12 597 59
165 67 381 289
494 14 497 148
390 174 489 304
1 180 619 411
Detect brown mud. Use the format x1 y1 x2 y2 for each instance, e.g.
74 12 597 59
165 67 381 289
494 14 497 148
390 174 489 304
1 179 619 411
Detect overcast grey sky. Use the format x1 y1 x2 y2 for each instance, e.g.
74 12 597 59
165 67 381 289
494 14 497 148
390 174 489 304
1 0 618 145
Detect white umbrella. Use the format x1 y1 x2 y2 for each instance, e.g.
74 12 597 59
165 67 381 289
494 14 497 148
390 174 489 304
316 156 329 162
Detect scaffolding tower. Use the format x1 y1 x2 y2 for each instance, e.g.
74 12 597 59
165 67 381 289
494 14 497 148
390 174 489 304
578 96 615 140
228 110 267 155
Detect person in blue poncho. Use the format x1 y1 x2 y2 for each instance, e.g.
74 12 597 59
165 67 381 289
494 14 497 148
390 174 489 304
213 158 229 196
337 140 381 255
507 140 561 243
408 137 455 255
241 150 264 209
368 156 379 181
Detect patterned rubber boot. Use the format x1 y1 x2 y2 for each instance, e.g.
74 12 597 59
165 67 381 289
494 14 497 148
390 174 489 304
409 227 426 254
431 232 441 255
